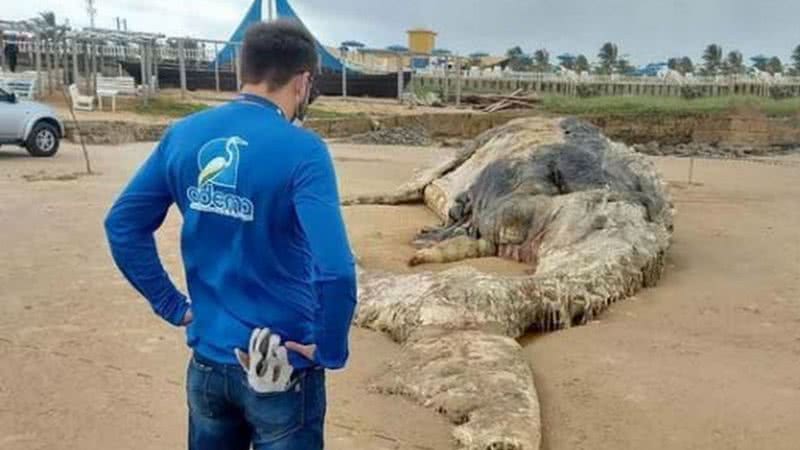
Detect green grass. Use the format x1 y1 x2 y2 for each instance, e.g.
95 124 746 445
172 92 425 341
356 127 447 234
131 98 361 120
306 107 367 120
133 97 209 118
539 95 800 118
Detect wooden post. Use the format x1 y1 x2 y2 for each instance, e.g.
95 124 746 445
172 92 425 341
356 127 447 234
153 42 160 92
120 44 126 76
443 62 449 103
214 42 220 92
90 42 98 95
140 41 149 106
178 38 187 98
71 40 79 87
55 41 61 87
148 43 155 94
57 41 63 87
64 40 70 86
234 45 241 91
99 43 105 77
58 40 65 86
341 53 347 97
34 37 43 99
396 54 403 103
455 56 462 106
81 42 89 93
141 43 149 94
46 40 54 96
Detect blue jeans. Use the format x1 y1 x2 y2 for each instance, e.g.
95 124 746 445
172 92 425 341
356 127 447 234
187 353 326 450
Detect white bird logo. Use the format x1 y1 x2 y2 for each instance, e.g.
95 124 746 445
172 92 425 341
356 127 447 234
198 137 247 186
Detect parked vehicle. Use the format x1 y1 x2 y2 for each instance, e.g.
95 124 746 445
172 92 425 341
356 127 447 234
0 87 64 157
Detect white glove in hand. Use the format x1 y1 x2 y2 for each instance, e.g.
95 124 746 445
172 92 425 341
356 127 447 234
235 328 294 393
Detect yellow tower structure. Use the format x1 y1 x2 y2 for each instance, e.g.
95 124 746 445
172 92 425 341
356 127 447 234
407 28 437 54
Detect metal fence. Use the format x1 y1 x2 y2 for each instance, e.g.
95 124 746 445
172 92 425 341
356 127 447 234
413 61 800 100
5 33 796 103
0 34 246 102
0 33 407 101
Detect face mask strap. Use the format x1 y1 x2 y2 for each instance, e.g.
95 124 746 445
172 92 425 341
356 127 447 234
293 73 316 124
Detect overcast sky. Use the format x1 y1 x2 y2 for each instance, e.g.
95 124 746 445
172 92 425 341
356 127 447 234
5 0 798 65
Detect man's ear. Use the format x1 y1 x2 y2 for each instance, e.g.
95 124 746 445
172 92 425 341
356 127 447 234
299 72 311 95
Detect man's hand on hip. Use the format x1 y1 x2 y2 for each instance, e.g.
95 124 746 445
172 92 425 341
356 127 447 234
235 328 295 393
285 341 317 362
180 309 193 326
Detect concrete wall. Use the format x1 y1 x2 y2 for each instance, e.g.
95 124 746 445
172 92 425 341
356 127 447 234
64 111 799 152
63 112 532 145
305 111 532 140
589 112 800 149
64 121 169 145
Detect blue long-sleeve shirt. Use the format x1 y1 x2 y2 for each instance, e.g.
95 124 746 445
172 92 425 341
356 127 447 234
104 94 357 369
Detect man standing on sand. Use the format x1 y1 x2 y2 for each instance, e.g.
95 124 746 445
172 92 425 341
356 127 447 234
104 20 357 450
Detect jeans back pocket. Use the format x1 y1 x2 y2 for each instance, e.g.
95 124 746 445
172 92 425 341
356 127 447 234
242 371 305 444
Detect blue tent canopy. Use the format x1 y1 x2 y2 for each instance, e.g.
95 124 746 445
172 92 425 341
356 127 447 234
213 0 365 74
213 0 262 67
276 0 345 72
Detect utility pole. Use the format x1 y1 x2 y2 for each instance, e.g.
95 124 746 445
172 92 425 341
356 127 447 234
86 0 97 28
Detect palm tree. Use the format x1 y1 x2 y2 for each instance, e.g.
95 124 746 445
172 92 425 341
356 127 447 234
751 55 770 72
667 57 679 70
506 46 532 71
679 57 694 74
39 11 57 27
506 46 525 59
575 54 590 73
669 57 695 75
615 57 635 75
723 50 745 75
533 48 550 72
792 45 800 74
33 11 68 42
557 53 576 70
702 44 723 75
597 42 619 74
765 57 783 75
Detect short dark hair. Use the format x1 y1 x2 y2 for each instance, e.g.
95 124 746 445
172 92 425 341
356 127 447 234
240 20 318 89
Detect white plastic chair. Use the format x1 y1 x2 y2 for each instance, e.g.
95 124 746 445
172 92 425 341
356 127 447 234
68 84 94 111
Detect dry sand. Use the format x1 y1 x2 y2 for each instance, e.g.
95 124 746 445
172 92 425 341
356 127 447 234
343 151 800 450
524 156 800 450
0 142 453 450
1 139 799 450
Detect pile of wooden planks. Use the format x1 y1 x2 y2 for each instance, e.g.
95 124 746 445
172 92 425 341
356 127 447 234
462 89 541 112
